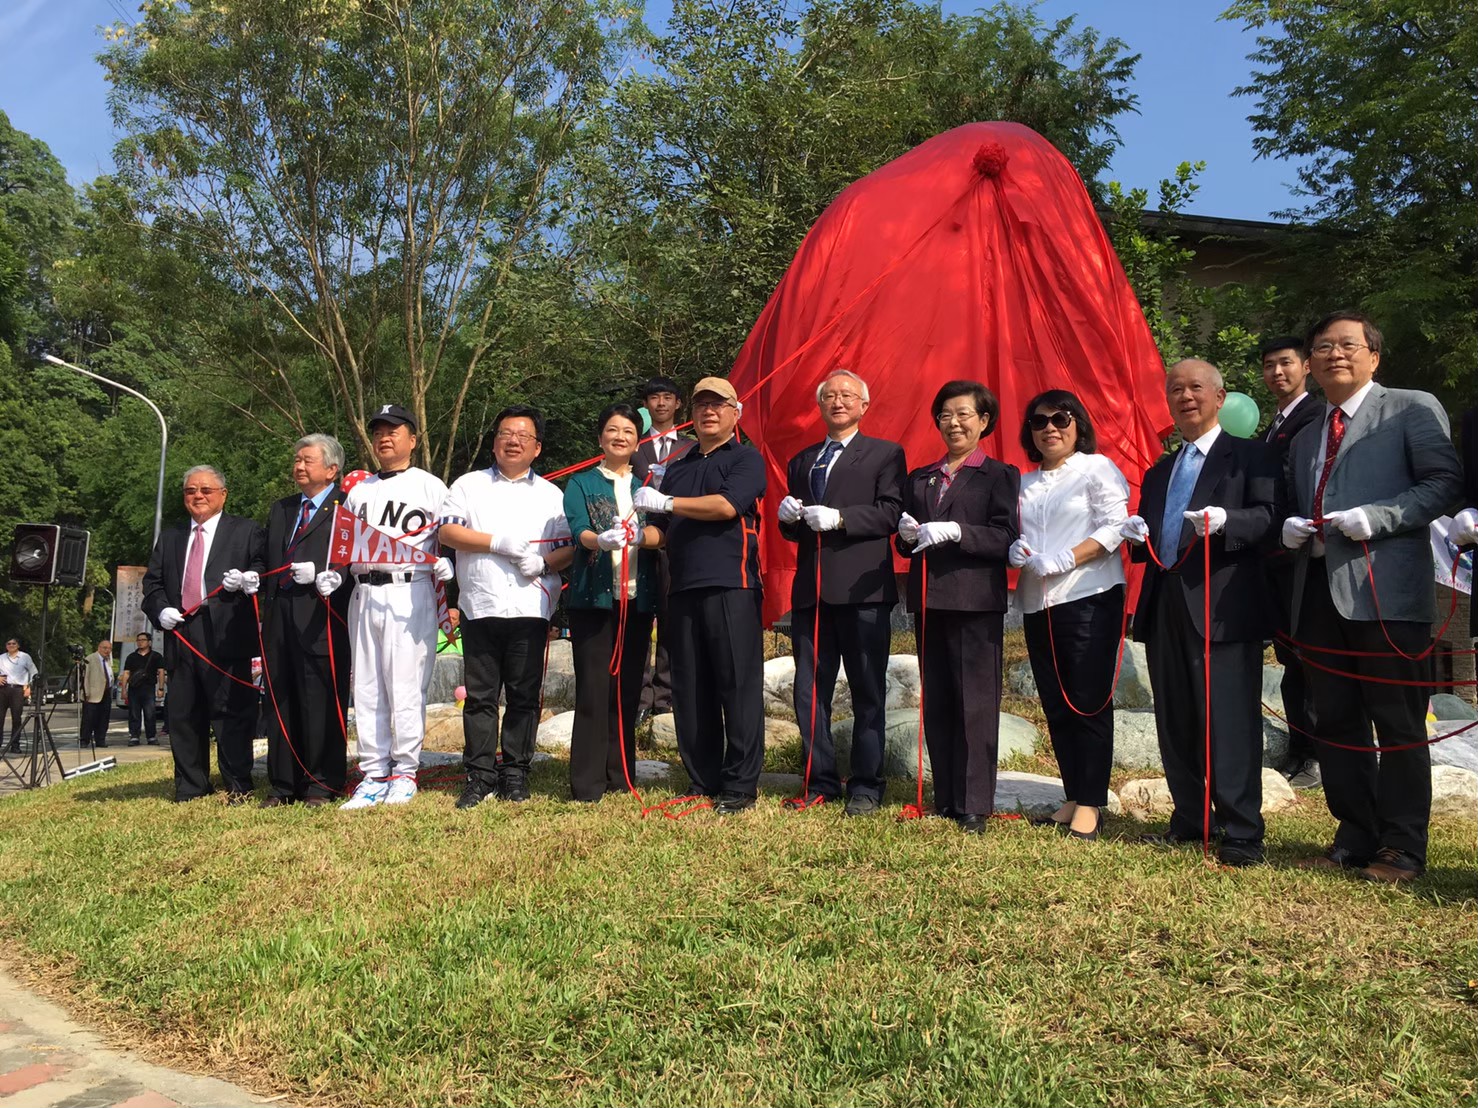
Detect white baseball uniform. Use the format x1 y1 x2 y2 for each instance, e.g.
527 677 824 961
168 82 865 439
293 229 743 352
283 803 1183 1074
342 466 449 779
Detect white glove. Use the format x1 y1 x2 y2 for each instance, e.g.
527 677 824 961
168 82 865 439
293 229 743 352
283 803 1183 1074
1025 549 1076 577
315 569 342 597
647 463 666 488
239 570 261 595
516 553 546 578
291 561 316 585
914 521 962 552
1184 506 1228 537
898 512 921 544
1452 507 1478 546
633 486 674 513
777 495 804 524
221 568 246 592
158 607 184 630
433 556 455 582
1120 516 1149 544
596 526 629 552
489 533 530 559
1281 516 1317 550
1324 507 1373 541
802 505 842 532
1007 538 1032 568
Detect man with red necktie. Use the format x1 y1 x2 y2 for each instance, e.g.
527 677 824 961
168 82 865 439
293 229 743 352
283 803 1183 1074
142 465 266 803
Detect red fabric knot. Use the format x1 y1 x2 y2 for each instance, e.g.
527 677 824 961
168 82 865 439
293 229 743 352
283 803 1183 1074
972 142 1009 178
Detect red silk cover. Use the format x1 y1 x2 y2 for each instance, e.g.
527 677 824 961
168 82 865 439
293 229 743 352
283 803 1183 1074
727 122 1172 625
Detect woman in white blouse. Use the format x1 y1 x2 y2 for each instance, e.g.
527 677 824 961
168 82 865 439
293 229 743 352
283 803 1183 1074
1010 390 1130 841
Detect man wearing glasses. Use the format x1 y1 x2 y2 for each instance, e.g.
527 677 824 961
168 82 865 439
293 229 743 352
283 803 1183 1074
634 377 767 814
775 369 904 816
1282 311 1462 883
439 405 574 807
142 466 266 802
121 633 166 746
0 638 38 752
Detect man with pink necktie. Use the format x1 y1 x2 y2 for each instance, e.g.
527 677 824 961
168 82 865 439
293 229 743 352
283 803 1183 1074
143 465 266 803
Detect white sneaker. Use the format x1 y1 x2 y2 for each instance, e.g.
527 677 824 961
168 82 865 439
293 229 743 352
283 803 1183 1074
384 776 418 805
341 778 390 810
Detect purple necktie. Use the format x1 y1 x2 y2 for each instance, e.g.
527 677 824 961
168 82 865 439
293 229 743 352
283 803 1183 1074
182 524 205 610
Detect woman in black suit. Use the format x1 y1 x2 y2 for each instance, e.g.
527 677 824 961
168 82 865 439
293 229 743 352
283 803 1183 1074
897 380 1020 832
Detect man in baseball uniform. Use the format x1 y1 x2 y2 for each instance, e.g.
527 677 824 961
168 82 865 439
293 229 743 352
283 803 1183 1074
322 404 453 808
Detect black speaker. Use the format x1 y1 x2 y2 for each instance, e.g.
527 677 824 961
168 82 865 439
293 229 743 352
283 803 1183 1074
9 524 90 587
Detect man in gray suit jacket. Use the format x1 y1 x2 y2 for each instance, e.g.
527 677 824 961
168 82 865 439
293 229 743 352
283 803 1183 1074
1282 311 1462 883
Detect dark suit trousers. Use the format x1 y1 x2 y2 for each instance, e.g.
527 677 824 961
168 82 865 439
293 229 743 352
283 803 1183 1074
1145 575 1264 842
2 685 24 746
265 622 349 800
569 606 654 801
167 653 257 799
81 698 111 745
462 616 548 786
669 587 766 800
792 601 892 801
917 609 1003 818
1298 558 1432 863
1269 565 1317 763
639 550 675 715
1023 586 1123 808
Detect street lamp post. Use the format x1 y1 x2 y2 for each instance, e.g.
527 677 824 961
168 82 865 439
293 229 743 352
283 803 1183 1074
42 353 168 548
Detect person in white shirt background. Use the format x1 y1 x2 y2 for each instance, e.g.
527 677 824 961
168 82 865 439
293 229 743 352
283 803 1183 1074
1009 390 1130 842
0 637 39 752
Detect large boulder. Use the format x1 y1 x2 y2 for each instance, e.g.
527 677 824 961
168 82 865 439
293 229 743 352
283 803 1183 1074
763 656 797 716
1261 717 1291 769
423 703 470 752
1431 764 1478 821
427 653 465 706
1111 709 1161 769
647 712 678 751
1113 640 1153 709
542 639 576 711
763 653 921 717
1261 664 1286 718
1260 767 1299 814
1432 721 1478 773
1118 769 1299 821
885 654 922 710
1006 660 1038 698
995 771 1123 818
1429 693 1478 721
536 710 574 751
831 709 1036 781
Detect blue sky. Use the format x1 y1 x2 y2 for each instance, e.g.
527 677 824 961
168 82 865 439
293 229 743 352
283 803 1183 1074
0 0 1301 220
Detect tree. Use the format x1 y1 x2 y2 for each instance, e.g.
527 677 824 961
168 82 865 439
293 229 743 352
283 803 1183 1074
1225 0 1477 402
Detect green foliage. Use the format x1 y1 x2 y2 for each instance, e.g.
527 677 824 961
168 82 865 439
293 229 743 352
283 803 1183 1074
1225 0 1478 402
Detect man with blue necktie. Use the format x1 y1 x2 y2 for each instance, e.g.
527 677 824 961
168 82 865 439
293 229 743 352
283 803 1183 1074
1121 359 1280 867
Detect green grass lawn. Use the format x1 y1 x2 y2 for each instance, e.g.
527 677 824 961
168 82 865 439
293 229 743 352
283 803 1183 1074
0 755 1474 1107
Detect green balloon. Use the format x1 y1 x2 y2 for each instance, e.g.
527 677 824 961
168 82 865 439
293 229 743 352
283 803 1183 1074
638 406 652 435
1221 391 1260 438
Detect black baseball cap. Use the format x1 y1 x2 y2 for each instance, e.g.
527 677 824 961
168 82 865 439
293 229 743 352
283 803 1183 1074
638 377 683 401
368 403 417 432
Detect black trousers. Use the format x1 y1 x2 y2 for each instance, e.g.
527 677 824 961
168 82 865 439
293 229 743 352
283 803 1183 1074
668 587 766 800
167 653 257 800
792 601 892 801
1298 558 1432 862
639 550 675 715
1269 565 1317 763
265 627 350 800
1145 575 1264 843
1 685 24 746
1023 586 1123 808
462 616 548 787
918 609 1003 818
569 606 654 801
81 698 111 746
127 685 158 739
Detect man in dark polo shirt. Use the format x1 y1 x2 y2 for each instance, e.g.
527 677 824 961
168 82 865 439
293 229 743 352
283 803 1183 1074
634 376 767 814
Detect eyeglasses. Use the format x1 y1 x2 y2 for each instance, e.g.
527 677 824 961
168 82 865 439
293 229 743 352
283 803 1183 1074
1029 411 1074 432
936 410 979 426
494 431 538 444
1311 340 1370 358
819 391 862 405
183 486 223 496
692 399 735 412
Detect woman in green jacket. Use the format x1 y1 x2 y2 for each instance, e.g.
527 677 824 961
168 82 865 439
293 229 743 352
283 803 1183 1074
563 402 664 801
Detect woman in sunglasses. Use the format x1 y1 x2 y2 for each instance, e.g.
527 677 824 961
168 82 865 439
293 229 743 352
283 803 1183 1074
1011 389 1130 841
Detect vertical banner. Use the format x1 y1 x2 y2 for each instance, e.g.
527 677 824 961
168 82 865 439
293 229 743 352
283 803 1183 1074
113 566 151 642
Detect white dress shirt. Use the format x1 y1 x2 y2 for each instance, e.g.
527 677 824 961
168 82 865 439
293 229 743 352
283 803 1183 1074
1310 379 1376 557
0 651 37 687
1015 452 1130 613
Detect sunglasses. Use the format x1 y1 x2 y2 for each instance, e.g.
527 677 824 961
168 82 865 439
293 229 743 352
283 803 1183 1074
1029 412 1074 432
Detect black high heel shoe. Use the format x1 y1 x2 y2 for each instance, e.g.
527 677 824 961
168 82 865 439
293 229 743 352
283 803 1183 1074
1068 807 1102 842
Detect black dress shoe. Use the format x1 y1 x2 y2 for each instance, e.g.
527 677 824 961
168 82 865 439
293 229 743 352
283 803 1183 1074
714 795 756 815
224 792 252 807
1359 847 1425 884
301 796 332 808
782 791 835 811
457 782 492 809
1141 828 1207 847
957 813 987 834
258 795 293 809
1068 807 1102 842
843 795 880 818
1295 846 1369 871
128 738 141 747
501 776 531 803
1217 838 1265 867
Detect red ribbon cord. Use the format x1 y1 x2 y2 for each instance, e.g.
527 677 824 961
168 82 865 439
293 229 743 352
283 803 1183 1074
899 550 929 821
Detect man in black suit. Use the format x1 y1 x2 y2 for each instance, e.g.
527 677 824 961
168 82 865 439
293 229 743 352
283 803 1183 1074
259 434 355 807
142 465 267 803
631 377 694 720
776 369 904 815
1457 406 1478 640
1122 359 1279 866
1259 335 1323 788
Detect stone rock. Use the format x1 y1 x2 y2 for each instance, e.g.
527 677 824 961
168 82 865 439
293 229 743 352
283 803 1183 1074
1006 660 1038 698
765 717 802 747
1431 764 1478 821
648 712 678 750
536 710 574 751
994 771 1123 818
635 759 671 784
427 653 466 707
1117 777 1175 822
1261 664 1286 718
1260 767 1299 814
1113 639 1154 709
542 639 576 711
884 654 922 710
997 713 1039 761
830 709 1035 782
423 703 472 752
1111 709 1161 770
762 656 796 716
1430 693 1478 721
1431 721 1478 773
1261 717 1290 769
759 771 803 793
763 653 921 717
